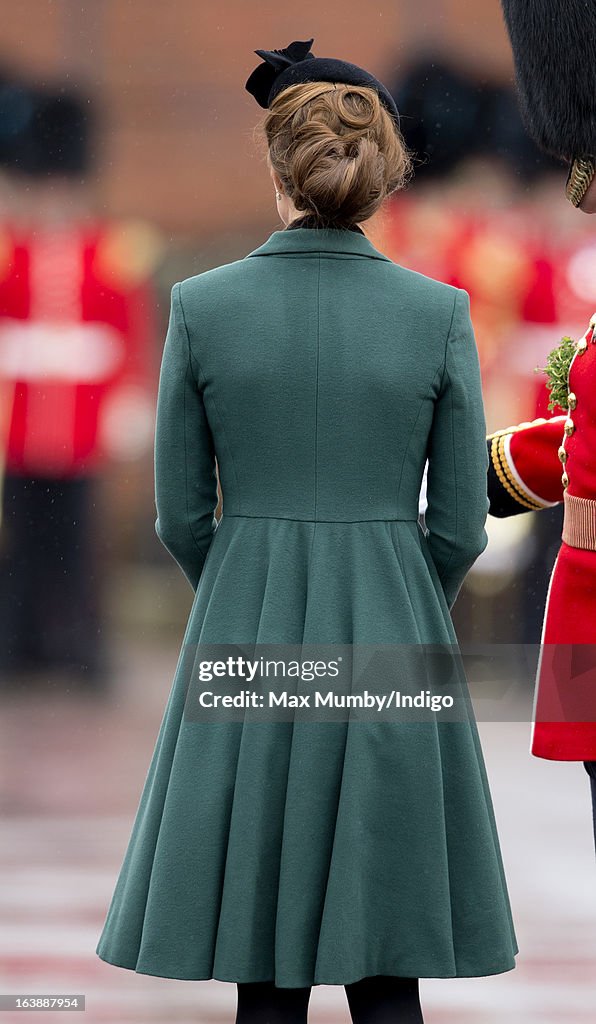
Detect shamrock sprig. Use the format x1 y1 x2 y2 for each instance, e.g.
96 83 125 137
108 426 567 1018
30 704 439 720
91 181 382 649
535 335 578 413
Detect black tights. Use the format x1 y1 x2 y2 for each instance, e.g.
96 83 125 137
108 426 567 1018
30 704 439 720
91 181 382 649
235 975 423 1023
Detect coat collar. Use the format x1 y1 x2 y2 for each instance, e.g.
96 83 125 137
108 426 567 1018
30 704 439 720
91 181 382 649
245 226 393 263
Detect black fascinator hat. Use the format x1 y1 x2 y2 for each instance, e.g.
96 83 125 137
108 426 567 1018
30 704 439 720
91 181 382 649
245 37 400 127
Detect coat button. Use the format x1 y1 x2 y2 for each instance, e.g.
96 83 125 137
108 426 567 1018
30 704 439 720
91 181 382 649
562 472 569 488
558 445 568 463
568 392 577 410
564 418 575 436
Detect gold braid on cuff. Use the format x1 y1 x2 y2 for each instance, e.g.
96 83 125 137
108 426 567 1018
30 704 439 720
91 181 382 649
566 156 596 207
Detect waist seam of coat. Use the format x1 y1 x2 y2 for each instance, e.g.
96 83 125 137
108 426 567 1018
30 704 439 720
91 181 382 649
220 513 418 523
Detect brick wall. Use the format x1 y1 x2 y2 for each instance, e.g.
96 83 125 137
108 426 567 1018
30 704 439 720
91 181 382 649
0 1 514 241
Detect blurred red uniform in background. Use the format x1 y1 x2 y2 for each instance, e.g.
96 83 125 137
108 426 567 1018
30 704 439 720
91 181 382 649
0 212 158 682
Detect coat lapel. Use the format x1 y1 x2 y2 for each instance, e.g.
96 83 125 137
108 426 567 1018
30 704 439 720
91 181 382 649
245 227 393 263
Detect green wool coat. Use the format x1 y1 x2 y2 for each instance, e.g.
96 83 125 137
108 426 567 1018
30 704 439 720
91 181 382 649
96 226 518 987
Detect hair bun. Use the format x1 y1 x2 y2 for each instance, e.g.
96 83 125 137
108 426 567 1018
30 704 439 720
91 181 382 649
261 81 412 229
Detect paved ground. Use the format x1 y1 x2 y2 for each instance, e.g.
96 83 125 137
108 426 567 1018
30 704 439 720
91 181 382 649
1 633 596 1024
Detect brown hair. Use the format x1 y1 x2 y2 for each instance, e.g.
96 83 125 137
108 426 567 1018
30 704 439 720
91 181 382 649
256 81 413 229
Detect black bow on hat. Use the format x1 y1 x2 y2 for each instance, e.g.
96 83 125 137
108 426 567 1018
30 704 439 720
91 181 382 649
245 37 400 126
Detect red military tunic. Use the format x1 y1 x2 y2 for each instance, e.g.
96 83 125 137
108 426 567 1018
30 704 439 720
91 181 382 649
533 316 596 759
487 316 596 760
0 218 158 479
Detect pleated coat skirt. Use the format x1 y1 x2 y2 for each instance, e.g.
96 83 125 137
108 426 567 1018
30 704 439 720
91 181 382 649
95 226 518 987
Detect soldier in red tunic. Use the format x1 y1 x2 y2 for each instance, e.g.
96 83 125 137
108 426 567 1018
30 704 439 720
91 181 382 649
0 87 158 683
487 316 596 845
495 0 596 850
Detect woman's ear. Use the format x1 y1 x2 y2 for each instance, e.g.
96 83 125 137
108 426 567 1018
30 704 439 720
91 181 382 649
267 156 282 192
269 165 281 191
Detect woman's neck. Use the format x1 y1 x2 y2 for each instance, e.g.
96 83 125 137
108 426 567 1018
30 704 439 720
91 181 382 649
285 213 364 234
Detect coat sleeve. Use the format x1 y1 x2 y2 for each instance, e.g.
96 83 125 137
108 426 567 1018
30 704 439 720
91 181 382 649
424 288 489 610
154 281 219 592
